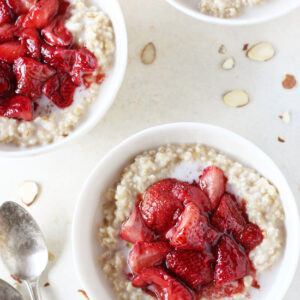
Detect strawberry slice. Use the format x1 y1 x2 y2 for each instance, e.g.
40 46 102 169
42 17 73 47
6 0 36 15
172 182 211 213
23 0 59 29
41 43 76 73
0 24 17 42
2 95 32 121
199 166 227 210
166 249 214 289
0 0 14 24
235 223 263 251
0 41 26 63
132 267 194 300
129 241 172 273
211 194 246 234
19 28 41 60
215 235 249 285
14 57 56 100
120 206 155 244
166 202 218 251
140 179 184 234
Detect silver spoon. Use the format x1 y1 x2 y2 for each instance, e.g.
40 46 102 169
0 279 24 300
0 201 48 300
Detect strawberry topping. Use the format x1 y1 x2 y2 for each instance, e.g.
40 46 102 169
1 95 32 121
0 0 14 25
6 0 36 15
235 223 264 251
19 28 41 60
0 23 17 42
0 41 26 63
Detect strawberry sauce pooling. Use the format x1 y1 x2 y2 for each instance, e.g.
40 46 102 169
120 166 264 300
0 0 102 121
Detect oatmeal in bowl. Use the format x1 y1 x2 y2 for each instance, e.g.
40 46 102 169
0 0 127 155
72 123 299 300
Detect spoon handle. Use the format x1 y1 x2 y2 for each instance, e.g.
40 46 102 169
25 280 42 300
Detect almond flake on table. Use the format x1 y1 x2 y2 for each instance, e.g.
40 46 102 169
78 289 90 300
246 42 275 62
141 42 156 65
19 181 39 206
242 44 249 51
218 44 227 54
282 74 296 89
278 136 285 143
222 57 235 70
223 90 249 108
279 111 291 124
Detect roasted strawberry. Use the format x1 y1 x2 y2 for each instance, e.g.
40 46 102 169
0 69 9 94
199 166 227 210
235 223 263 251
0 0 13 25
19 28 41 60
23 0 59 29
14 57 56 100
57 0 71 17
129 241 172 273
166 249 214 289
0 41 26 63
172 181 211 213
211 194 246 234
6 0 36 15
15 14 26 29
41 43 76 73
140 179 184 233
215 235 249 285
0 24 17 42
2 95 32 121
166 202 218 251
132 267 194 300
119 206 155 244
42 17 72 47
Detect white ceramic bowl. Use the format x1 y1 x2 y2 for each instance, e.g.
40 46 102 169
165 0 299 25
72 122 300 300
0 0 127 157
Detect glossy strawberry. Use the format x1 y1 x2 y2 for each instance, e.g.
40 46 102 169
119 206 155 244
0 69 9 94
235 223 263 251
166 249 214 289
23 0 59 29
2 95 32 121
19 28 41 60
166 202 218 250
57 0 71 17
132 267 194 300
211 194 246 234
6 0 36 15
0 0 13 24
42 72 75 108
129 241 172 273
140 179 184 233
199 166 227 210
172 181 211 212
14 57 56 100
42 17 72 47
0 24 17 42
215 235 249 285
0 41 26 63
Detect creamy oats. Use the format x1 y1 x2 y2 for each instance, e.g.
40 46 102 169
199 0 265 18
98 144 285 300
0 0 115 147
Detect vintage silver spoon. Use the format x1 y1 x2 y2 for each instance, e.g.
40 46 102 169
0 279 24 300
0 201 48 300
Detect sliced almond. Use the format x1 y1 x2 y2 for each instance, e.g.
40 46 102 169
278 136 285 143
78 289 90 300
242 43 249 51
19 181 39 206
246 42 275 62
223 90 249 108
141 42 156 65
279 111 291 124
282 74 296 89
218 44 227 54
222 57 235 70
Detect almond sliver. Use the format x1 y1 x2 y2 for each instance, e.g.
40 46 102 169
223 90 249 108
246 42 275 62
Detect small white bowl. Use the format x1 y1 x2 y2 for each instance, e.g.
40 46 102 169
164 0 299 25
0 0 127 157
72 122 300 300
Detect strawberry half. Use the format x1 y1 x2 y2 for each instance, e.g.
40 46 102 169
0 24 17 42
211 194 246 234
19 28 41 60
23 0 59 29
119 206 155 244
166 202 218 251
140 179 184 234
166 249 214 289
14 57 56 100
0 41 26 63
2 95 33 121
0 0 14 24
132 267 194 300
215 235 249 285
42 17 73 47
235 223 263 251
6 0 36 15
129 241 172 274
199 166 227 210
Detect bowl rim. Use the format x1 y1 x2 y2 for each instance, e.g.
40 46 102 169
0 0 128 158
164 0 299 25
72 122 300 300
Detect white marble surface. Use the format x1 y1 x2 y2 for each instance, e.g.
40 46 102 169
0 1 299 299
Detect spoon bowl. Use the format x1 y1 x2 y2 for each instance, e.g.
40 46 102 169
0 279 24 300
